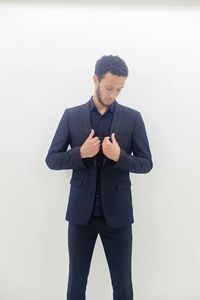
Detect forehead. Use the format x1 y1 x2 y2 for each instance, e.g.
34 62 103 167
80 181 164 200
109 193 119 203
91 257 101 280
101 72 126 87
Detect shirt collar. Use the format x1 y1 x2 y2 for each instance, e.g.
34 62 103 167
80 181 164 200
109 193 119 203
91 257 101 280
89 96 115 113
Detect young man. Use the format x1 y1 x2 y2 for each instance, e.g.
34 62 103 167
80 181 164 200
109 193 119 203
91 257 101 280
45 55 153 300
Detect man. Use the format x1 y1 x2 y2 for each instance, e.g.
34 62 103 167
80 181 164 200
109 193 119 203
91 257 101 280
45 55 153 300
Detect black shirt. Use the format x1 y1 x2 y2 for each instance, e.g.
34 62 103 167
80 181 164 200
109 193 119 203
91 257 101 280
89 96 116 217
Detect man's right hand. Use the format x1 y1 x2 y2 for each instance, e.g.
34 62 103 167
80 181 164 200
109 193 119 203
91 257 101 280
80 129 101 158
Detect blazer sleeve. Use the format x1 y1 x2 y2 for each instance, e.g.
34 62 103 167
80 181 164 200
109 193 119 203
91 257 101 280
112 112 153 173
45 109 86 170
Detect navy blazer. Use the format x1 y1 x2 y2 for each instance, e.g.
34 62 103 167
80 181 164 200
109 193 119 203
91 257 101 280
45 99 153 228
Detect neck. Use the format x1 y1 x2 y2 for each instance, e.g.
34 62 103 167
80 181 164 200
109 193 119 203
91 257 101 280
92 94 108 115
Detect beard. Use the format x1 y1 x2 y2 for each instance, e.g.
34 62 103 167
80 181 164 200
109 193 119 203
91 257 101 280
96 85 111 108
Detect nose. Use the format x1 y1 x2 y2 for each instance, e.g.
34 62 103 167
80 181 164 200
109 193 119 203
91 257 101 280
109 91 117 99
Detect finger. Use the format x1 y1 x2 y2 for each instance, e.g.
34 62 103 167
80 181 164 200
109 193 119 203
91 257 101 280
93 140 101 147
92 137 101 143
95 145 101 151
92 136 100 142
102 139 108 146
106 137 112 144
88 129 95 140
102 139 106 145
94 143 100 150
111 132 116 143
103 136 110 142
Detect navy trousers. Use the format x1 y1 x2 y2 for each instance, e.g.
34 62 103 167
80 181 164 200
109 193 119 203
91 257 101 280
66 216 134 300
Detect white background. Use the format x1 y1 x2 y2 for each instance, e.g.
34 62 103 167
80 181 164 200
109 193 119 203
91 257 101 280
0 1 200 300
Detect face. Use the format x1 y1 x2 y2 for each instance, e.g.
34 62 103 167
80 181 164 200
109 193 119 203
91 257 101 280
93 72 126 108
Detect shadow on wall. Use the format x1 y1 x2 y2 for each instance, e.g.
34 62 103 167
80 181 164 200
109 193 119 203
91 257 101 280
0 0 200 6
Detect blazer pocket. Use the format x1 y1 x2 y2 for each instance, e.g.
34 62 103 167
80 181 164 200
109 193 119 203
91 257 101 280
70 178 83 188
116 179 131 190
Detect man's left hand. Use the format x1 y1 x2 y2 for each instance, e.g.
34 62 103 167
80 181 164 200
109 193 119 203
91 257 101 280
102 133 120 162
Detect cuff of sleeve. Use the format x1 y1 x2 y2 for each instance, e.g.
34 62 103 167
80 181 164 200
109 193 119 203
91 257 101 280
70 146 87 169
110 148 130 170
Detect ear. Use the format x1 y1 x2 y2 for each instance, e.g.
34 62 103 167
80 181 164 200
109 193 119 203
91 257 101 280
93 74 99 88
93 74 97 83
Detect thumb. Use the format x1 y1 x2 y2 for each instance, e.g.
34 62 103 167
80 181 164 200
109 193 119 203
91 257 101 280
111 132 117 143
88 129 95 139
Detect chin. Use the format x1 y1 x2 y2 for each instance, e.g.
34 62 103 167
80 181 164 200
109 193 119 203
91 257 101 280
105 99 113 104
104 102 111 107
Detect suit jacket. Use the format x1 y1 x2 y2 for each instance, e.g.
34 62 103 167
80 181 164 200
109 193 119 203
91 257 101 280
45 99 153 228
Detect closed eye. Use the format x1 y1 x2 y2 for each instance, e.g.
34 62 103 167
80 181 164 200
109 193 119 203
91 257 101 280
106 87 123 92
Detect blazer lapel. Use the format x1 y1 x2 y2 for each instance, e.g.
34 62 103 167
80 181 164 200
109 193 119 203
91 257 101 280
102 101 122 167
109 101 121 137
81 100 92 137
80 100 97 168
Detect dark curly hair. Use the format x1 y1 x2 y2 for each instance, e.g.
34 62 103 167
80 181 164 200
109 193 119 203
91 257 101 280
95 55 129 81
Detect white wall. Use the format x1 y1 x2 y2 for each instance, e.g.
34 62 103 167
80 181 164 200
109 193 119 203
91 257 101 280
0 2 200 300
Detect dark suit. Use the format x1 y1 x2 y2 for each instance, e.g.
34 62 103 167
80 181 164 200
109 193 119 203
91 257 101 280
45 98 153 299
